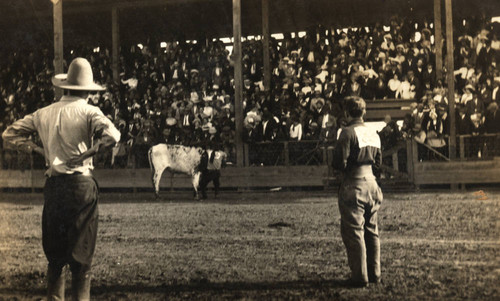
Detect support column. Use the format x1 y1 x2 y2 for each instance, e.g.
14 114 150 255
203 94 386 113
434 0 443 80
112 7 120 85
262 0 271 91
445 0 456 160
53 0 64 99
233 0 244 167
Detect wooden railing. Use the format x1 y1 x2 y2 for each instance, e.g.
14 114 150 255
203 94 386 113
365 99 415 121
1 132 499 189
244 140 331 167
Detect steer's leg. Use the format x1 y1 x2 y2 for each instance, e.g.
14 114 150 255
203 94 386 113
152 165 167 198
192 172 201 201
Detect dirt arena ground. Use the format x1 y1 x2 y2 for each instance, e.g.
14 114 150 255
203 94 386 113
0 189 499 300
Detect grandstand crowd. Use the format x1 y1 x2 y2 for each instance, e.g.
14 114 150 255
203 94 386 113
1 15 500 168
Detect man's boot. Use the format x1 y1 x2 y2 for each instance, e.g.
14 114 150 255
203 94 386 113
71 271 91 301
47 265 65 301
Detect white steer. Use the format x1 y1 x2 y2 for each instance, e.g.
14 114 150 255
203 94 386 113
148 144 226 199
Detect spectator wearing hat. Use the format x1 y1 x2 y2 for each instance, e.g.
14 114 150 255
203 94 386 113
289 115 303 141
466 91 485 117
180 107 195 129
407 69 422 100
484 102 500 134
460 84 475 104
310 89 326 115
456 104 473 135
319 109 337 144
255 111 277 165
422 63 437 90
424 108 447 158
243 115 259 143
478 81 493 106
378 114 401 151
288 113 304 163
133 119 157 168
121 70 138 90
200 98 214 120
468 111 486 158
163 117 181 144
437 103 450 136
206 127 222 150
381 34 395 52
257 111 277 142
414 58 426 85
476 39 496 73
170 61 185 83
111 119 129 168
401 51 417 76
346 75 364 98
220 125 235 160
304 121 320 140
189 118 204 146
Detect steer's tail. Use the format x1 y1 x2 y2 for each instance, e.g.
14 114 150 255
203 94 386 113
148 146 154 171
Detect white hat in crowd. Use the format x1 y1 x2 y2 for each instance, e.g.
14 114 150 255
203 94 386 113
52 57 105 91
166 117 177 126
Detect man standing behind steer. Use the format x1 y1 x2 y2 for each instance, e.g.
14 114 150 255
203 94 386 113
2 58 120 300
332 96 383 288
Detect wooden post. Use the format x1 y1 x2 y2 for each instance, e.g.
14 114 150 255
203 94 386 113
322 146 327 166
284 142 289 166
53 0 64 99
434 0 443 80
412 139 419 165
459 135 465 160
392 153 399 172
244 143 249 166
411 139 420 190
262 0 271 91
111 7 120 85
445 0 456 160
233 0 244 167
406 139 414 182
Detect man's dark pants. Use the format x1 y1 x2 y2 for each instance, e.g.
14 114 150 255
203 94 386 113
43 174 99 301
200 170 220 199
338 176 383 284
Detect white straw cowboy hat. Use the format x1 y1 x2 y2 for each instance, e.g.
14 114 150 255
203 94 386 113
52 57 105 91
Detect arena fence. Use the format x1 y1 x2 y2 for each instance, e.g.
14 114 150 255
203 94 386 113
1 134 499 190
245 140 328 167
365 99 414 121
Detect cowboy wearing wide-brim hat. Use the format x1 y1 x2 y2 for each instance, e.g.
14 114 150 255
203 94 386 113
2 57 120 301
52 58 106 92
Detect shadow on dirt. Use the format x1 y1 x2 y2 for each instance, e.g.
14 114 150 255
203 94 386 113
89 278 362 295
0 279 367 298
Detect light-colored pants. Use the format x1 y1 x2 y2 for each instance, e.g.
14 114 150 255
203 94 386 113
338 176 383 283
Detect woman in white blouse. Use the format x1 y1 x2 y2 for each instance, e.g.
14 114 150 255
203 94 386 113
387 73 401 98
396 75 412 99
289 118 303 141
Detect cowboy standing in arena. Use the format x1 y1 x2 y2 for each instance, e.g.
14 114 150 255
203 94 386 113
2 58 120 300
332 96 383 287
